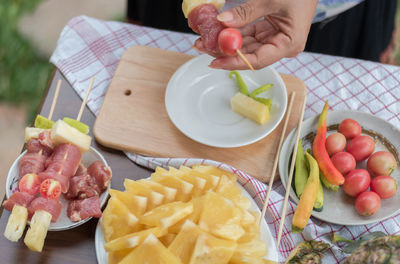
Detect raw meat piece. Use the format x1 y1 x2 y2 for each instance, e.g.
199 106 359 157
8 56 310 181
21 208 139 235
19 152 47 178
65 174 99 200
87 161 111 192
3 191 35 212
67 196 102 222
28 197 62 222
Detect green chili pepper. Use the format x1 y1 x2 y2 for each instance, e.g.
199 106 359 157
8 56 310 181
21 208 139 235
253 97 272 110
250 84 273 98
229 71 249 96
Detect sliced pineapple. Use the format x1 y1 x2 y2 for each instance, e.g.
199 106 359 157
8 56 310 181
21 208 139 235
109 189 147 216
51 120 92 153
137 179 177 203
215 175 251 210
169 220 203 263
119 234 183 264
151 173 193 201
168 196 204 234
168 167 206 197
4 205 28 242
105 226 167 252
231 234 268 261
198 192 245 241
108 249 133 264
102 197 140 242
159 233 177 247
229 255 267 264
139 201 193 229
230 92 270 125
124 179 164 210
180 165 220 191
25 127 48 142
189 232 237 264
24 210 52 252
192 164 237 182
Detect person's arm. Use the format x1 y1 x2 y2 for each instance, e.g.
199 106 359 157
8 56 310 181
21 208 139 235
195 0 318 70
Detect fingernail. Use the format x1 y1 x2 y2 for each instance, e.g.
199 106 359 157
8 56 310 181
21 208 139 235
217 12 233 22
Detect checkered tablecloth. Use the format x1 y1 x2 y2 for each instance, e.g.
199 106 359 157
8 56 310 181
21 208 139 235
50 16 400 263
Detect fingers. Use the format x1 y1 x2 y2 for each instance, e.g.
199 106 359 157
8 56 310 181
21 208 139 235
217 0 270 28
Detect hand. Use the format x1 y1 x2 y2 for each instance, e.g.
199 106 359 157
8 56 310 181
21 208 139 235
194 0 318 70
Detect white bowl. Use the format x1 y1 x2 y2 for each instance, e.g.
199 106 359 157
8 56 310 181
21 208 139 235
6 146 110 231
165 54 288 148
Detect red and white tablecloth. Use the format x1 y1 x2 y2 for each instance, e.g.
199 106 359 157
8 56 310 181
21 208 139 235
50 16 400 263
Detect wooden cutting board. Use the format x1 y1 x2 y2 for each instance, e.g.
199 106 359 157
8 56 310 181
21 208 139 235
93 46 307 182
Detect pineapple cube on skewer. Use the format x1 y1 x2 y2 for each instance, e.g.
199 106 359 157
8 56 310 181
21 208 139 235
230 92 270 125
23 210 52 252
51 120 92 153
4 205 28 242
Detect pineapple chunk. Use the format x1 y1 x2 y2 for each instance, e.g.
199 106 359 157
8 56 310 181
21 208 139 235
51 120 92 153
189 233 237 264
24 210 52 252
192 164 237 182
182 0 225 18
230 92 270 125
4 205 28 242
105 227 167 252
124 179 164 210
168 196 204 234
169 220 203 263
199 192 245 241
140 201 193 229
108 249 133 264
229 255 267 264
215 175 251 210
137 179 177 203
168 167 206 197
109 189 147 216
25 127 48 142
231 233 268 262
151 173 193 201
181 167 221 191
120 234 183 264
102 197 139 242
159 233 177 247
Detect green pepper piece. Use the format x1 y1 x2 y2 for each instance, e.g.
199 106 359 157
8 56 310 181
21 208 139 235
34 115 54 129
295 139 308 198
250 84 273 98
229 71 249 96
253 97 272 111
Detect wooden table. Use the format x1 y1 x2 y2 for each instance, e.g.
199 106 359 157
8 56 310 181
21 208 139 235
0 70 152 263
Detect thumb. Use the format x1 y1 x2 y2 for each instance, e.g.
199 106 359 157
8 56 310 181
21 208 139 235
217 0 266 28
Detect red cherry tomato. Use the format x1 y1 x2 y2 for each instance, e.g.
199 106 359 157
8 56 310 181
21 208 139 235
343 169 371 197
40 179 61 200
338 119 361 139
367 151 397 177
331 152 356 175
355 191 381 216
18 173 41 195
326 132 346 156
218 28 243 56
371 175 398 199
346 135 375 162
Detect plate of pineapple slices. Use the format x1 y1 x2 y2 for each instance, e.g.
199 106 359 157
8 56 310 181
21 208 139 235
95 165 279 264
165 54 287 148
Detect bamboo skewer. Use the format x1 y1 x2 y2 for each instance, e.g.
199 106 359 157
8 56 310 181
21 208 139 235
76 77 94 122
48 79 62 120
236 50 255 71
276 96 307 249
258 92 296 227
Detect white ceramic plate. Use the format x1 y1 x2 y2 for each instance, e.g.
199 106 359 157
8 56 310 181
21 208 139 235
94 183 279 263
279 110 400 226
6 146 110 231
165 54 287 148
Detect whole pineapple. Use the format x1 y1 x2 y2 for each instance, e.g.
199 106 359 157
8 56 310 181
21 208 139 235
285 241 330 264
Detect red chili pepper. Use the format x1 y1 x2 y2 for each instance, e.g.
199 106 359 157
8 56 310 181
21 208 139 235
312 101 345 185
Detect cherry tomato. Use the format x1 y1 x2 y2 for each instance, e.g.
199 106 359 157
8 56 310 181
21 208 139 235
370 175 397 199
367 151 397 176
40 179 61 200
346 135 375 162
338 119 361 139
18 173 41 195
331 152 356 175
218 28 243 56
355 191 381 216
343 169 371 197
326 132 346 156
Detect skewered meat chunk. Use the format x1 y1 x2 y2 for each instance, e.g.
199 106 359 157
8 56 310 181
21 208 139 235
74 163 87 177
3 191 36 212
87 161 111 192
28 197 62 223
19 153 47 178
67 196 102 222
65 174 99 200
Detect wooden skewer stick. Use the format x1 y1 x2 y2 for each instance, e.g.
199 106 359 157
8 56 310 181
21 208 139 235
48 79 62 120
236 50 255 72
258 92 296 227
76 77 94 122
276 96 307 249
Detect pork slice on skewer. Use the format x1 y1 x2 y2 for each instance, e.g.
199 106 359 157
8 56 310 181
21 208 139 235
87 161 112 192
19 152 47 179
3 192 36 242
65 174 99 200
67 196 102 222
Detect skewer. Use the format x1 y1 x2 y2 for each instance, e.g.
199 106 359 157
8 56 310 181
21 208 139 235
258 92 296 227
236 50 255 71
76 77 94 122
48 80 62 121
276 96 307 249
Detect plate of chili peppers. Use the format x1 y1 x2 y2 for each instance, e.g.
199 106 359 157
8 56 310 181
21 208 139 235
279 108 400 226
165 54 288 148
